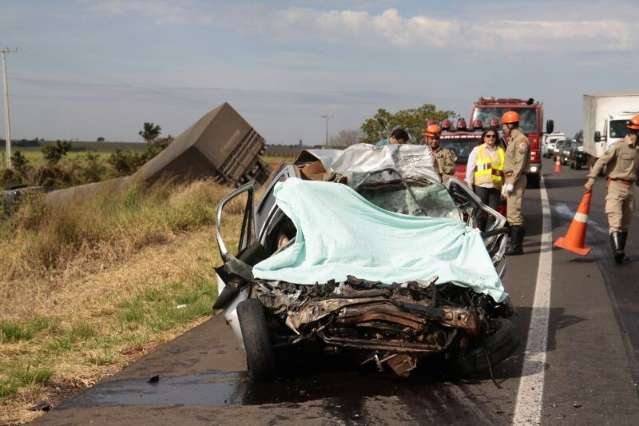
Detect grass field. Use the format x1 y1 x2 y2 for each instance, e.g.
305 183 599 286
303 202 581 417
0 179 249 424
0 141 147 168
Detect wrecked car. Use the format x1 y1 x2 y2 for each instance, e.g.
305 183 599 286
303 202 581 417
214 143 517 381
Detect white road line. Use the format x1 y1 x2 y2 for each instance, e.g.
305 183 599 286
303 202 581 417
512 176 553 426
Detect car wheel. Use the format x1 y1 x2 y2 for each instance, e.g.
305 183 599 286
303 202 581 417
448 318 519 376
575 162 581 170
570 161 575 169
237 299 276 381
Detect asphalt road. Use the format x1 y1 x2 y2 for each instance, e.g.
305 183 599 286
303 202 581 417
33 158 639 425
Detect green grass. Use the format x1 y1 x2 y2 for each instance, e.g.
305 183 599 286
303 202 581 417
117 277 215 332
0 365 53 399
44 323 97 354
0 317 58 343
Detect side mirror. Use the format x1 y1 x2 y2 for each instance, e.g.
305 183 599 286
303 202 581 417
594 131 602 142
546 119 554 134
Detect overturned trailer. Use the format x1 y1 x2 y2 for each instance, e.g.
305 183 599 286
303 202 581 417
44 102 270 207
134 102 270 187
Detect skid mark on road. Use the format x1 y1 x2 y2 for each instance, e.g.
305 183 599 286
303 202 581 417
512 176 552 425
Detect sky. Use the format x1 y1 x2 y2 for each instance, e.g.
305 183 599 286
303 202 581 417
1 0 639 144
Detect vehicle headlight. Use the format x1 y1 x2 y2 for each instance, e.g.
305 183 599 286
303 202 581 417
578 146 584 152
530 166 538 173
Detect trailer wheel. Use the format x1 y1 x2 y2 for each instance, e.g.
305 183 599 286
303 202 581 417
237 299 276 382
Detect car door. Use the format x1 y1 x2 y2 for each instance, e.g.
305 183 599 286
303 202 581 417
446 178 508 276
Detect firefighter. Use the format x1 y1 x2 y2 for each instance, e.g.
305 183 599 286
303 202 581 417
465 128 505 230
501 111 530 255
424 124 456 182
584 114 639 263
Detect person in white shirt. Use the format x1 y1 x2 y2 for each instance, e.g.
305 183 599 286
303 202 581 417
465 129 505 230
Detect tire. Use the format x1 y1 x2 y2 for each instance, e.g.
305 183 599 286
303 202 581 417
527 174 540 189
575 162 581 171
448 318 519 376
570 161 575 169
237 299 276 381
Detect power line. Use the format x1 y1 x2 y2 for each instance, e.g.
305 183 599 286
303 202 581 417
1 48 17 169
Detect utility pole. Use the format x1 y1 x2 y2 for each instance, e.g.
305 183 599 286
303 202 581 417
320 114 332 146
1 48 17 169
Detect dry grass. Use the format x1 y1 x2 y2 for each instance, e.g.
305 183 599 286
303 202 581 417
0 179 247 424
0 179 243 280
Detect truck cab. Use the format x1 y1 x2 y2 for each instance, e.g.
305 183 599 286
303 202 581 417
583 94 639 161
596 112 637 153
470 97 553 188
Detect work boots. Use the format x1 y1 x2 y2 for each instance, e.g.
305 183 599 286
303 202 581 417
506 225 524 256
610 232 626 264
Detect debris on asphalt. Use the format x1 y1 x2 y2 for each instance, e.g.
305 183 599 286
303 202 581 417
148 375 160 384
573 402 582 408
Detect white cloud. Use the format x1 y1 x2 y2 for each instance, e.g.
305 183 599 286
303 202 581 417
268 7 633 52
80 2 635 52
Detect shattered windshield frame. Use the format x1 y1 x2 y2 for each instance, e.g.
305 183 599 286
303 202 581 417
354 169 462 220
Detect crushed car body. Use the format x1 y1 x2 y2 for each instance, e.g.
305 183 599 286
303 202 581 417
214 143 517 380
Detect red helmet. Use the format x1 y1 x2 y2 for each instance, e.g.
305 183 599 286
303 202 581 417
457 118 467 130
489 118 499 129
501 111 520 124
472 119 483 130
440 119 452 130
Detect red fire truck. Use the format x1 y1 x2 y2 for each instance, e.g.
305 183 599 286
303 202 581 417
470 97 554 188
438 118 485 182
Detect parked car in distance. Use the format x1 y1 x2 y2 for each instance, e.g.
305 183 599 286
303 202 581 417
542 132 565 158
568 140 587 170
553 139 570 165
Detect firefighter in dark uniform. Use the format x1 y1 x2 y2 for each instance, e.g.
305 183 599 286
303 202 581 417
585 114 639 263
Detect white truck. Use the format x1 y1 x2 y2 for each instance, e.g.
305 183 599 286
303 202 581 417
583 93 639 163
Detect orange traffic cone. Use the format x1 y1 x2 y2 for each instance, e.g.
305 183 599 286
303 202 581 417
554 191 592 256
554 156 561 173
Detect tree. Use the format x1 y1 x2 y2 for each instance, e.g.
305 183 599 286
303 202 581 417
42 141 72 165
360 103 456 144
97 137 105 142
139 122 162 143
11 151 30 175
329 129 360 147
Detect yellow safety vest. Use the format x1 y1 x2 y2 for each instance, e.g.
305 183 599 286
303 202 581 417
473 145 505 186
